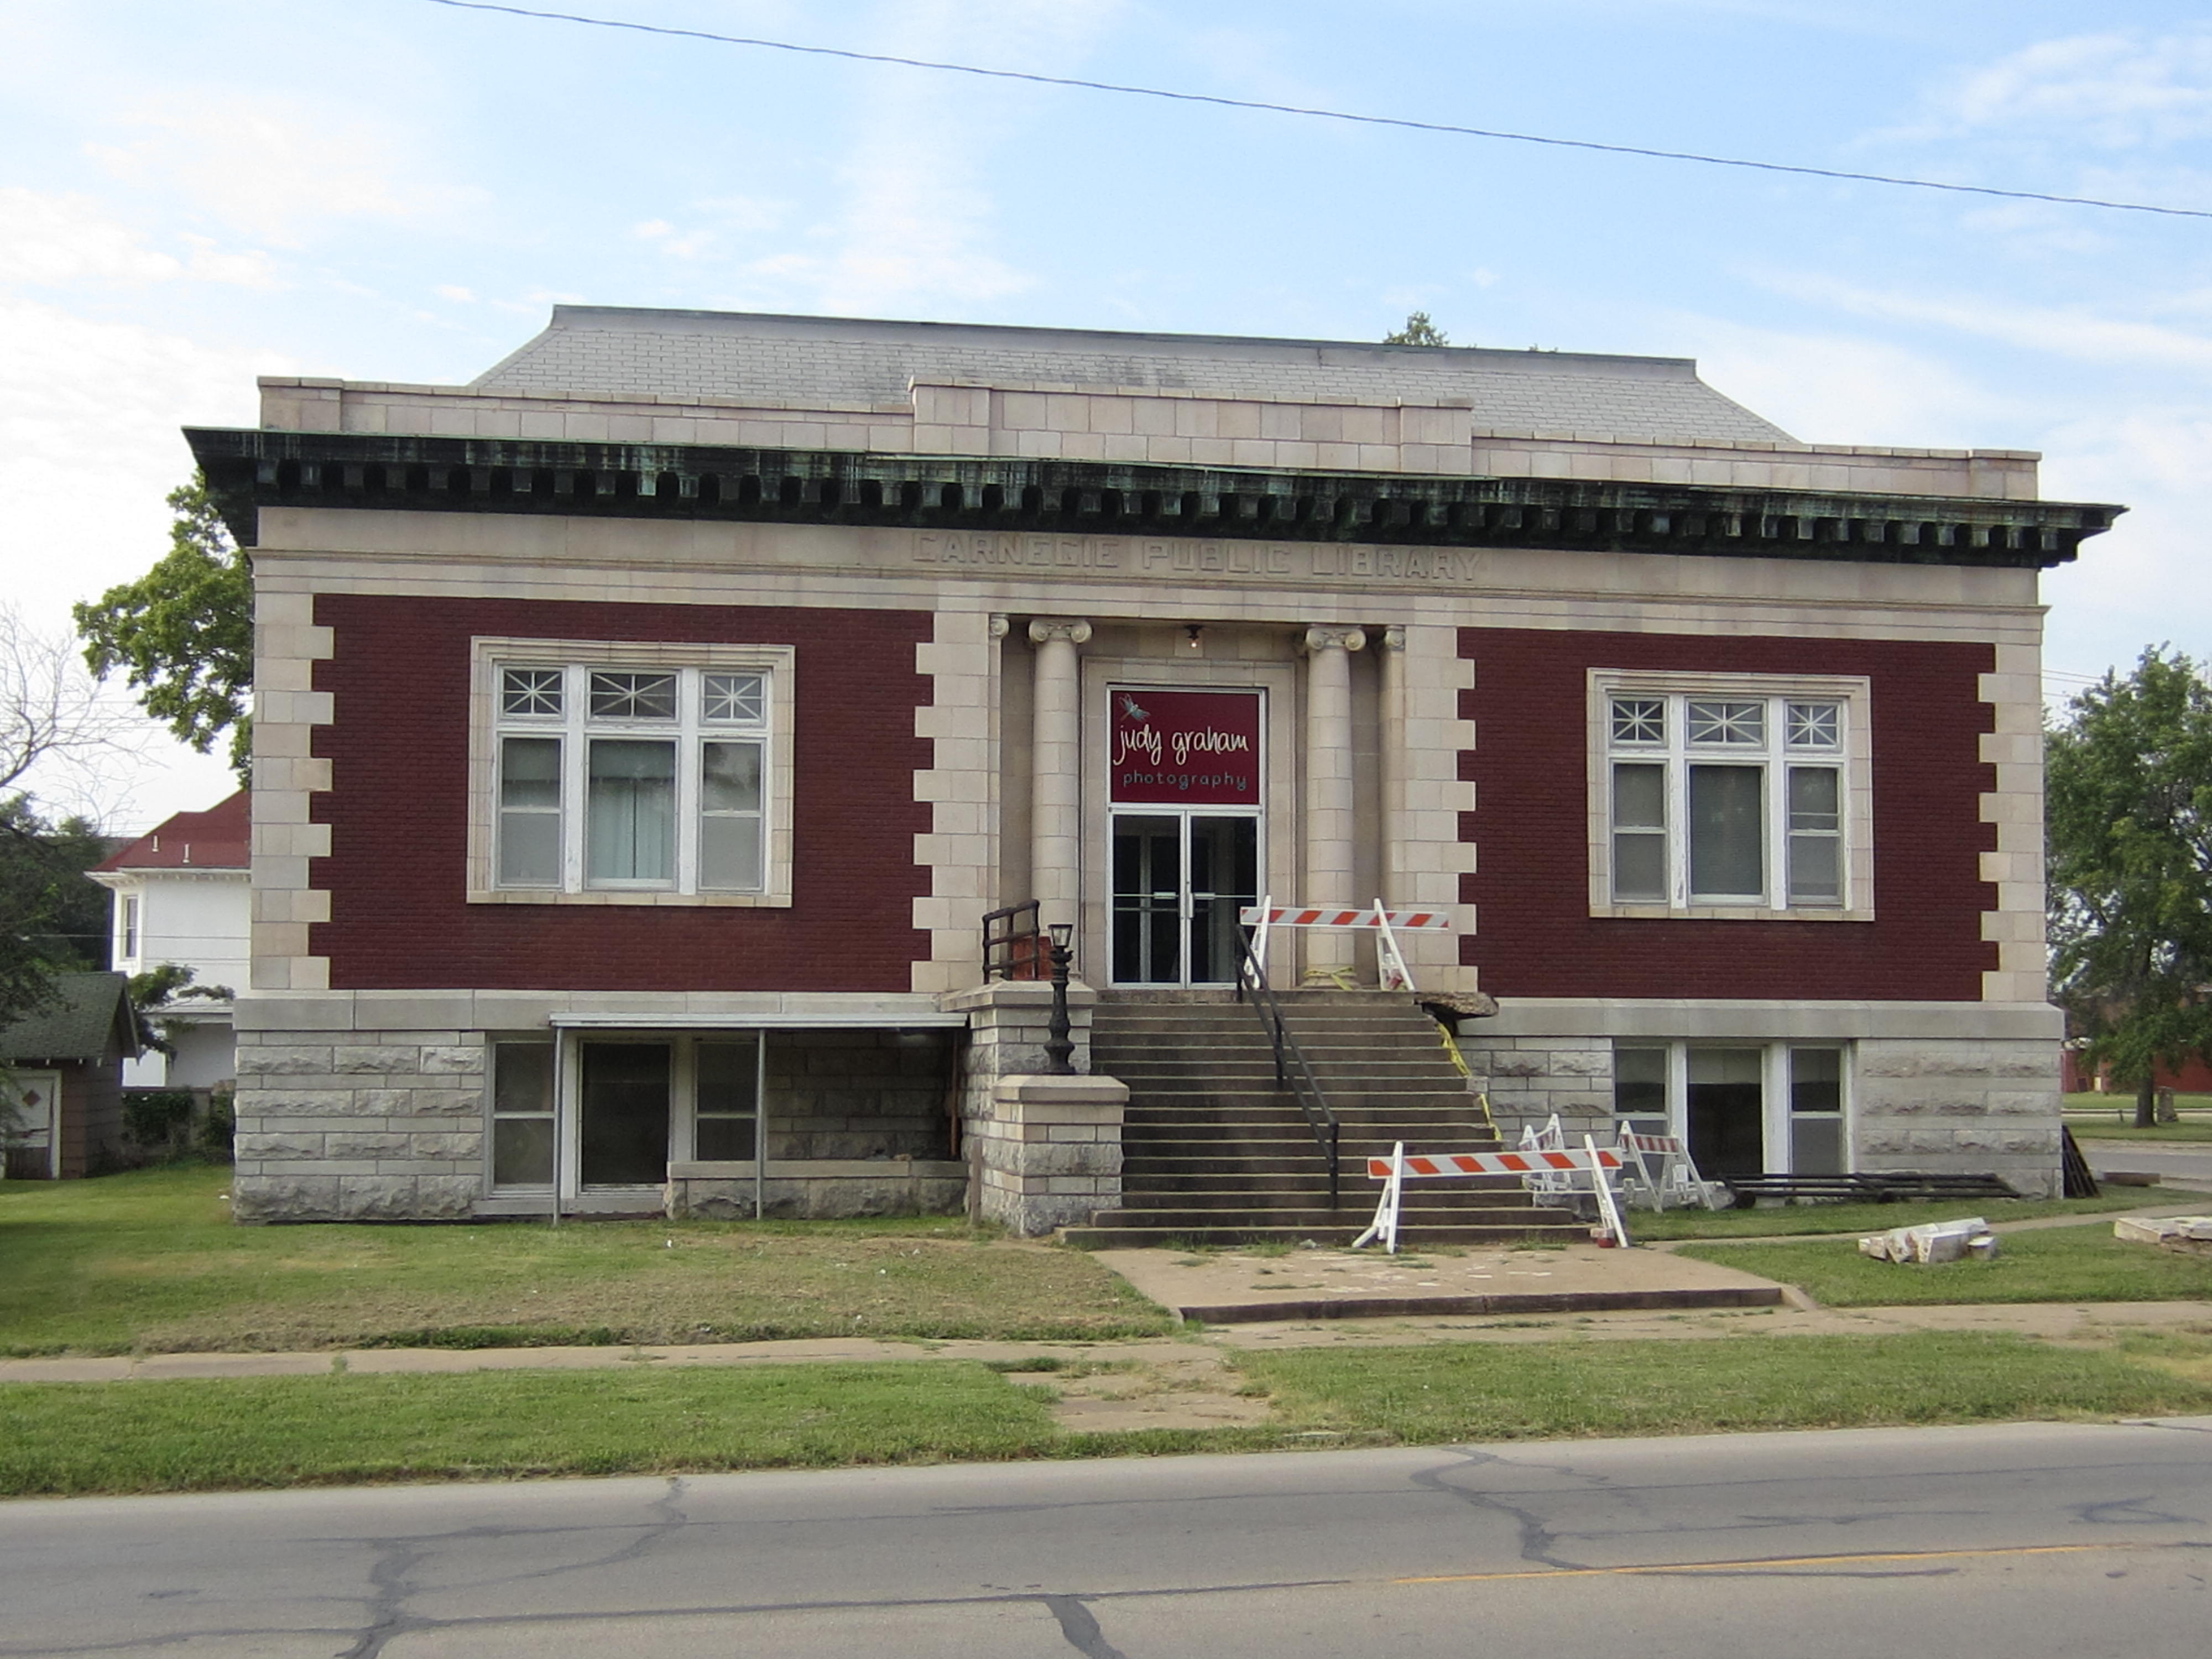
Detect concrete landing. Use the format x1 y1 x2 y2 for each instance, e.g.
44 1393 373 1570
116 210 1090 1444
1092 1241 1787 1324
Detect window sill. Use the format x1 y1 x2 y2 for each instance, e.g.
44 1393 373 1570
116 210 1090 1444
1592 903 1874 923
467 888 794 909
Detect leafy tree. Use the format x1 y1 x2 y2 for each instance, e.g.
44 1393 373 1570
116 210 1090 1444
1384 311 1449 347
0 795 112 1029
128 962 233 1060
2047 646 2212 1127
75 474 253 784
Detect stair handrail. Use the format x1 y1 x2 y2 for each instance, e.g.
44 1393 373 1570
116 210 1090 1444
1234 926 1342 1208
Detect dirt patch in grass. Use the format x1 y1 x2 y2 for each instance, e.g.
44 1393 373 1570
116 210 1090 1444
0 1165 1173 1355
1676 1221 2212 1306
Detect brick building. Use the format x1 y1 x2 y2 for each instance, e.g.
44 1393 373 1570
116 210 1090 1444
186 307 2117 1225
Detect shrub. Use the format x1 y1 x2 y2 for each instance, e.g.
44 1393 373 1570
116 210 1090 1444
197 1091 235 1162
121 1090 195 1156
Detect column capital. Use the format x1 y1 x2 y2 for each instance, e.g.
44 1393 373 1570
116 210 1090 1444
1302 624 1367 655
1378 624 1407 653
1028 618 1093 646
988 613 1012 639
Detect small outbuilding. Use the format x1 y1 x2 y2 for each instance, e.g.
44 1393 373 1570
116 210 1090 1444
1 972 140 1180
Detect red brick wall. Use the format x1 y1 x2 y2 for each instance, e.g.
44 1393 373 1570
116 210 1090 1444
310 596 933 992
1460 627 1998 1001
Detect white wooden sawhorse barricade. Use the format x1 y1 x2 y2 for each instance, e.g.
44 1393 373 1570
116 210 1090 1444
1352 1139 1632 1254
1239 898 1451 992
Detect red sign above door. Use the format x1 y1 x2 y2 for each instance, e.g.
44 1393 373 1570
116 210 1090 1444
1109 688 1261 805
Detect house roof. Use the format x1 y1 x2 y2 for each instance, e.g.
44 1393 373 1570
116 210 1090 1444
94 791 248 874
472 306 1797 449
0 972 138 1063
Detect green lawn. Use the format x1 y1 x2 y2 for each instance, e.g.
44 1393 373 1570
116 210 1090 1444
1238 1332 2212 1445
1677 1220 2212 1306
0 1164 1173 1355
11 1331 2211 1496
1635 1192 2156 1241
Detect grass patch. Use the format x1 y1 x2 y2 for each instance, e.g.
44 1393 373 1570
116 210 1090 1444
0 1363 1074 1496
1237 1332 2212 1443
0 1164 1173 1355
2062 1117 2212 1144
1636 1192 2159 1241
1677 1221 2212 1306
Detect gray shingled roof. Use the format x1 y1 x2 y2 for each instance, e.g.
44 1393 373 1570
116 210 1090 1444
1 972 136 1063
473 307 1795 447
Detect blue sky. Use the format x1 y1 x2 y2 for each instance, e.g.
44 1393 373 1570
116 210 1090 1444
4 0 2209 828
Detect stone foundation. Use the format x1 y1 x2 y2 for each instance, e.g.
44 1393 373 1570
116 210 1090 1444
666 1160 967 1219
965 1073 1126 1235
1454 1006 2063 1198
231 1027 487 1222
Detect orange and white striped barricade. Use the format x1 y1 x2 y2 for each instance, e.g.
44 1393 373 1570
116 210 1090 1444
1614 1130 1729 1212
1239 897 1452 992
1352 1140 1631 1253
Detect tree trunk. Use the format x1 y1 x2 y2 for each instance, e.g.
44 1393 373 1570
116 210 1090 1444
2135 1075 2158 1130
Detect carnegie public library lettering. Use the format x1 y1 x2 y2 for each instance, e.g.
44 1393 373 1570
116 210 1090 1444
185 307 2119 1229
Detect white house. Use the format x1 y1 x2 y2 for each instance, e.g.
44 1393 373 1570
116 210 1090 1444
90 791 249 1092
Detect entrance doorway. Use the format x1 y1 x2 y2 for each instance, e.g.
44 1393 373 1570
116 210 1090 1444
1110 812 1259 986
579 1041 671 1187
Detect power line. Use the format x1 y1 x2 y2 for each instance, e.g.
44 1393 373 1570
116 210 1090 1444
424 0 2212 222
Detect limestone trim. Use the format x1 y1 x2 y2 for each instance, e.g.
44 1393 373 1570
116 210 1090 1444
247 509 2054 643
1979 639 2048 1004
463 637 796 908
913 606 1001 994
249 589 336 993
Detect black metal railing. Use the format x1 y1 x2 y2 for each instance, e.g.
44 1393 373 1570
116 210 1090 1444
1235 928 1342 1208
982 900 1044 981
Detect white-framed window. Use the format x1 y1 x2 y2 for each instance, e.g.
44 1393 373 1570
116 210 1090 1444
116 893 140 965
483 1032 764 1196
1589 670 1872 920
1611 1041 1850 1176
489 1039 555 1190
467 639 795 907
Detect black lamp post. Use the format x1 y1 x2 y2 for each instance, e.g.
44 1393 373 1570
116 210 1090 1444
1044 921 1076 1076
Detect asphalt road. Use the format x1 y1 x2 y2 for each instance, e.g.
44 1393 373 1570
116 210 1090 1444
5 1420 2210 1657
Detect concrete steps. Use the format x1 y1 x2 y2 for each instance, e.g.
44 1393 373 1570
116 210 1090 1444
1066 992 1584 1249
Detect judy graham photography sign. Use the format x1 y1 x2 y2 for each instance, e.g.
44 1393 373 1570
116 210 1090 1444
1110 689 1261 805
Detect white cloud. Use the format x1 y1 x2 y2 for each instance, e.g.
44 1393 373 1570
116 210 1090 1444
1750 271 2212 374
435 284 476 303
1669 317 2008 448
0 295 296 627
1896 29 2212 150
0 188 276 288
88 96 482 246
0 299 299 825
725 0 1121 315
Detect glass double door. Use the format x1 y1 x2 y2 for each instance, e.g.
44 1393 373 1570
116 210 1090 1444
1110 812 1259 986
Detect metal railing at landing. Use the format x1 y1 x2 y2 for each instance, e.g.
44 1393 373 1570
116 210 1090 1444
1235 929 1342 1209
981 900 1044 982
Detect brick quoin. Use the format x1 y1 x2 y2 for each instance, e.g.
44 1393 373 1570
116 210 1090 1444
309 594 934 993
1459 626 1999 1002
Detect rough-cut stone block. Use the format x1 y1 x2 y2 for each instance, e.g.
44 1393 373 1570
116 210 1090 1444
238 1088 358 1118
337 1177 421 1220
326 1132 413 1161
416 1176 483 1219
231 1174 343 1223
332 1046 420 1075
234 1131 324 1161
237 1046 335 1076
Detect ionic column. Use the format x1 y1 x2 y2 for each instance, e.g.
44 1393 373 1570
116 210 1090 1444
1027 618 1091 933
1378 624 1407 909
1302 624 1366 977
